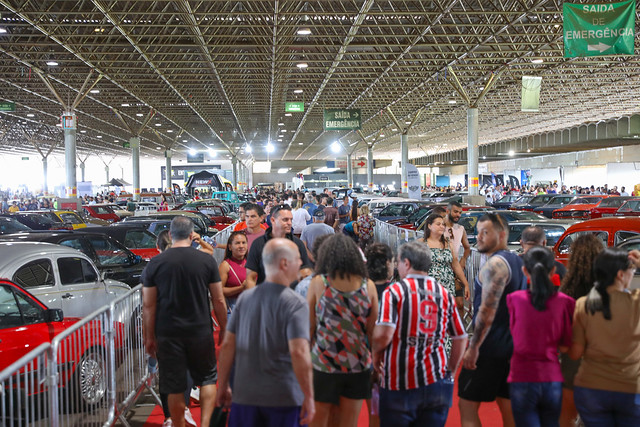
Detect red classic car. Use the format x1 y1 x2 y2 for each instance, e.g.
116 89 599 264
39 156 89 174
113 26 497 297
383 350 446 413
185 205 235 231
590 196 638 219
553 217 640 265
551 195 614 220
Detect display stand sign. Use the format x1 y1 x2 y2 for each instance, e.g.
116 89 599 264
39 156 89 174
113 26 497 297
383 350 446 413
563 0 635 58
406 164 421 200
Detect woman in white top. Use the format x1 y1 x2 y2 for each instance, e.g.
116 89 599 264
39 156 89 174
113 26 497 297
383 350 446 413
292 200 311 238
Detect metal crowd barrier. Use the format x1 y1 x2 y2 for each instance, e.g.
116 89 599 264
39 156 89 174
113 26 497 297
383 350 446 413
212 220 240 265
0 285 159 427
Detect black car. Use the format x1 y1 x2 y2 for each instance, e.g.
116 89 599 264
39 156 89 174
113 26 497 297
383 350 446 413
112 219 172 236
0 231 145 286
459 210 546 244
3 212 70 230
492 195 528 210
513 194 557 211
532 195 578 218
0 216 32 234
78 226 159 259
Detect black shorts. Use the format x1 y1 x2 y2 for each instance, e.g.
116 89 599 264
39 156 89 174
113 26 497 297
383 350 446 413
157 334 217 395
457 355 510 402
313 370 372 404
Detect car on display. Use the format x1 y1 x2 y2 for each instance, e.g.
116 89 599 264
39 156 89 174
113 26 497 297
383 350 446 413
3 212 72 231
507 194 536 211
458 210 547 244
122 210 216 237
21 210 88 230
376 201 434 222
0 232 145 287
615 235 640 290
553 217 640 265
614 199 640 217
590 196 638 219
0 278 118 410
492 195 529 210
506 219 578 252
0 241 131 318
78 226 160 260
211 191 241 210
184 205 235 231
367 197 419 217
0 216 33 234
394 205 493 231
82 204 121 223
140 192 185 209
511 194 557 211
552 195 612 220
532 195 578 218
422 192 465 203
113 219 172 236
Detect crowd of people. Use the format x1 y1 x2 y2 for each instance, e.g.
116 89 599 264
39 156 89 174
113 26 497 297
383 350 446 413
139 187 639 427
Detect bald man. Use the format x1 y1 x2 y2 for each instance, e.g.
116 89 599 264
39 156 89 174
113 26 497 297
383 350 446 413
216 238 315 427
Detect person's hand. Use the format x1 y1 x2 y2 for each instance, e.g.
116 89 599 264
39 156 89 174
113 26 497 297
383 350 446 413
215 384 232 408
192 232 202 242
144 336 157 358
373 352 384 375
464 286 471 301
462 346 479 370
629 250 640 268
299 395 315 425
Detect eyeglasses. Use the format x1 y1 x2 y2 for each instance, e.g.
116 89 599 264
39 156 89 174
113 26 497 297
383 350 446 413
271 203 292 217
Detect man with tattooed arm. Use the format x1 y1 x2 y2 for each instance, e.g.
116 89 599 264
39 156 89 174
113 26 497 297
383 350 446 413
457 213 527 427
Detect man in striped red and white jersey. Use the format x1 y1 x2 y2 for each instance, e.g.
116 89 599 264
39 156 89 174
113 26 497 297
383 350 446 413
373 241 468 427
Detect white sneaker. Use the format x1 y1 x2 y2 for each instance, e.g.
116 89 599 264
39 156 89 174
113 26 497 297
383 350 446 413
162 419 173 427
189 387 200 403
184 407 197 427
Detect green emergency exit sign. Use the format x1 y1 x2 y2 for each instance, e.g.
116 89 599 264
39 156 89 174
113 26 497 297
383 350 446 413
285 102 304 112
0 102 16 112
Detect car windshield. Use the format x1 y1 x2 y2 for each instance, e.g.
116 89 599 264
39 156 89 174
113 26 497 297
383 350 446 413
24 214 57 226
0 217 31 234
503 211 546 220
598 197 634 208
496 195 520 203
530 195 554 204
547 196 574 205
568 197 604 205
59 212 83 224
619 200 640 212
508 224 568 246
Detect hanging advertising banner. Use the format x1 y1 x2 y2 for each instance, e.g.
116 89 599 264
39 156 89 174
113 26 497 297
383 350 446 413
563 0 635 58
406 164 421 200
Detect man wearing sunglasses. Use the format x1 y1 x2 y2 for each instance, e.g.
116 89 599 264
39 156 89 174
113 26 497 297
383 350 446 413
245 204 312 288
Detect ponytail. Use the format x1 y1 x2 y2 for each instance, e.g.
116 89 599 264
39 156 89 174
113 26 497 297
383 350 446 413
523 247 556 311
587 247 630 320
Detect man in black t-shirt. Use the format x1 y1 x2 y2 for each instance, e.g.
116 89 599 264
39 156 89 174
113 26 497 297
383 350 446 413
143 216 227 427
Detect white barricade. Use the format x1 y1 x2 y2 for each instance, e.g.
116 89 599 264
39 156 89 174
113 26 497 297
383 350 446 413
212 221 240 265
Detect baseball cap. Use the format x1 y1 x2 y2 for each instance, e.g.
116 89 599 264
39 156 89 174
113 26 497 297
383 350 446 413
313 210 326 219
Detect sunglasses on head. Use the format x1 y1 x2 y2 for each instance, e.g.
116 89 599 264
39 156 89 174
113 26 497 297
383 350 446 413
271 204 292 216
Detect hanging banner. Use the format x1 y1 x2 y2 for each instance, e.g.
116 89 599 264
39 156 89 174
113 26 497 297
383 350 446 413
563 0 635 58
521 76 542 112
406 164 421 200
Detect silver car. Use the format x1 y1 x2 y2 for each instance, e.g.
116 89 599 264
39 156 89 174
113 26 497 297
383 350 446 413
0 241 131 318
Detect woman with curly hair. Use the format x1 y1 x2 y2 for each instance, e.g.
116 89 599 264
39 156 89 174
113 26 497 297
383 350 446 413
558 233 604 427
365 243 394 300
307 234 378 427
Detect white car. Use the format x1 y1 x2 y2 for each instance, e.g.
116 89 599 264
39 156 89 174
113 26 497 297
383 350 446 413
0 241 131 318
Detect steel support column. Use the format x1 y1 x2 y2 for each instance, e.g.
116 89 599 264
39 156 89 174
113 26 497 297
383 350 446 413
63 113 77 198
346 153 353 188
105 165 110 183
42 158 48 195
367 145 374 192
130 137 141 201
165 149 172 192
232 156 238 191
467 108 479 196
79 162 86 182
401 134 409 194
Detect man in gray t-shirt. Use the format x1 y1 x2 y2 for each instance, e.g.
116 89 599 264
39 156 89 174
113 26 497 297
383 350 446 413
300 210 335 260
216 238 315 426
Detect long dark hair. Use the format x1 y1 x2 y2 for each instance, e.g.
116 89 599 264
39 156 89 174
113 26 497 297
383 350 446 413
560 234 603 299
523 246 557 311
423 213 446 246
224 231 248 260
365 243 393 282
588 248 632 320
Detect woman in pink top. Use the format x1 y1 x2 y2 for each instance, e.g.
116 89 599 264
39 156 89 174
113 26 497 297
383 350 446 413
507 246 575 427
219 231 248 313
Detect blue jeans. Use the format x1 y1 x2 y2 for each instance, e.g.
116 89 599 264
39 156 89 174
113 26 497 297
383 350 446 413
510 382 562 427
574 386 640 427
379 378 454 427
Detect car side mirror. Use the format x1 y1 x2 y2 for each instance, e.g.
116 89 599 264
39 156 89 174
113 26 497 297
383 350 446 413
44 308 64 322
131 254 142 265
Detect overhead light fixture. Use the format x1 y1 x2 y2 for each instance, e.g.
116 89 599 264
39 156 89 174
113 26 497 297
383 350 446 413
155 123 161 126
26 113 35 118
94 28 105 33
508 150 515 156
266 143 275 153
315 167 340 173
80 130 87 133
379 134 385 137
531 58 544 64
245 145 252 153
0 28 7 34
96 135 102 138
121 103 130 107
156 146 162 150
448 99 457 104
278 168 290 174
189 149 197 155
46 61 58 66
297 28 311 35
294 89 303 94
90 89 100 94
331 142 341 153
167 130 173 133
405 121 411 125
281 129 287 132
482 156 486 159
182 139 188 142
298 143 303 145
278 122 285 126
136 113 144 117
527 148 531 152
392 128 397 131
285 113 292 117
208 149 216 157
296 62 308 69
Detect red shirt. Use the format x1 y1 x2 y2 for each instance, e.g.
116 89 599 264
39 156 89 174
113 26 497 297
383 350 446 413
377 275 467 390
